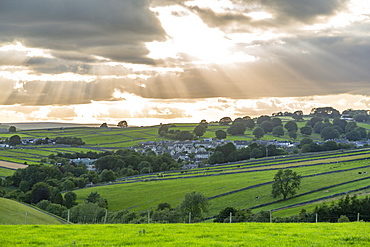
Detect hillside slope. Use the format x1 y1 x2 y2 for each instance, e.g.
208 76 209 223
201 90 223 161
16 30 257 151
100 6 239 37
0 198 66 225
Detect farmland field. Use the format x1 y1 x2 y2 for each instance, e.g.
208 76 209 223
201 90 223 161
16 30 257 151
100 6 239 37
0 223 369 246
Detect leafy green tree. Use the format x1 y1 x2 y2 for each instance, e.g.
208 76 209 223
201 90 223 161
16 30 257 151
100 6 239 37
157 203 171 211
100 169 116 182
320 127 340 140
158 124 169 136
271 118 282 127
272 126 284 137
354 114 367 122
193 124 206 137
8 135 21 146
227 122 246 135
253 127 265 139
346 130 361 141
215 130 227 139
272 169 301 200
257 115 271 125
95 155 125 172
284 121 298 132
64 191 77 209
62 180 75 191
214 207 238 223
50 188 64 205
18 181 30 193
245 119 255 130
313 122 324 134
179 191 209 221
8 126 16 133
31 182 51 204
333 118 347 132
307 117 323 128
100 123 108 128
345 121 357 133
300 126 312 136
322 141 338 151
292 110 304 121
354 127 367 139
208 151 225 164
260 121 273 133
288 131 297 139
300 137 313 147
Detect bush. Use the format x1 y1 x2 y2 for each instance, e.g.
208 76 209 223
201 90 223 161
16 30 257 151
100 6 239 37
338 215 350 223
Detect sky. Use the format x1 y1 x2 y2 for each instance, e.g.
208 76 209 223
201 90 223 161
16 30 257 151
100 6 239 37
0 0 370 126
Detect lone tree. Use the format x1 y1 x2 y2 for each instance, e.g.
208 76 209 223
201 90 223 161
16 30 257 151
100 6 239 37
8 126 16 133
179 191 209 221
8 135 21 146
272 169 301 200
100 122 108 128
215 130 227 139
219 117 232 126
193 124 206 137
117 120 128 128
253 127 265 139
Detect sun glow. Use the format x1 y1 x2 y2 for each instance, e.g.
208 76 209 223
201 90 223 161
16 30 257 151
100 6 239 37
147 5 255 64
0 42 52 58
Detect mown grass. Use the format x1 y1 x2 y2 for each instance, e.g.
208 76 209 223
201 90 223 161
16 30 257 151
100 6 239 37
0 198 63 225
0 223 369 246
0 167 15 176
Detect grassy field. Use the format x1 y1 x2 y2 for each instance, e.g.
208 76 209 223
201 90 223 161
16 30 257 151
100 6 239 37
71 151 370 217
0 167 15 177
0 223 369 246
0 198 64 225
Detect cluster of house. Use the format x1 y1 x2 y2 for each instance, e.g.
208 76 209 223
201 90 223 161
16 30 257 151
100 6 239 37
130 139 296 168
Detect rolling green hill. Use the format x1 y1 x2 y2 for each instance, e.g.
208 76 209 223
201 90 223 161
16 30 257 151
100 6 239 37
71 149 370 218
0 198 67 225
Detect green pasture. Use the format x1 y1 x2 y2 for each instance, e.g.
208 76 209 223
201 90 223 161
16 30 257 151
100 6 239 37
72 157 370 217
1 223 369 246
0 198 64 225
0 167 15 177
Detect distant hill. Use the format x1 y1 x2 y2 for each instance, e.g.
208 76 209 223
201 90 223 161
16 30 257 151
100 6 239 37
0 198 66 225
2 122 101 130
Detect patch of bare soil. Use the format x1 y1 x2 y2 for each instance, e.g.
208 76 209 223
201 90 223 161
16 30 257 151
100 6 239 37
0 160 28 170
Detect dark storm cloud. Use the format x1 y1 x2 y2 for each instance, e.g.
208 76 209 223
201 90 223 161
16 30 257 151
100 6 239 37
0 0 166 64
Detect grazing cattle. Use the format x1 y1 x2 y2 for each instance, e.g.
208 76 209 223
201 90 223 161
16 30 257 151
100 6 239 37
358 172 362 175
255 196 259 199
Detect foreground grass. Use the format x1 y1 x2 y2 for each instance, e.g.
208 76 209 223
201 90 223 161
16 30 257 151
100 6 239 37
0 223 369 246
0 198 63 225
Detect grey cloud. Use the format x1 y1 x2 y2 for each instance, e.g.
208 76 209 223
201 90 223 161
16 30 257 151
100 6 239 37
0 0 166 64
185 0 348 31
257 0 349 24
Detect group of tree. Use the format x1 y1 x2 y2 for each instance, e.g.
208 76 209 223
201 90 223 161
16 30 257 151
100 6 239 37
208 142 287 165
55 137 85 146
158 124 196 141
305 116 370 141
299 138 353 153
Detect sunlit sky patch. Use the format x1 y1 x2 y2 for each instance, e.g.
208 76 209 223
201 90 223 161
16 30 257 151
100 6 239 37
0 0 370 126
